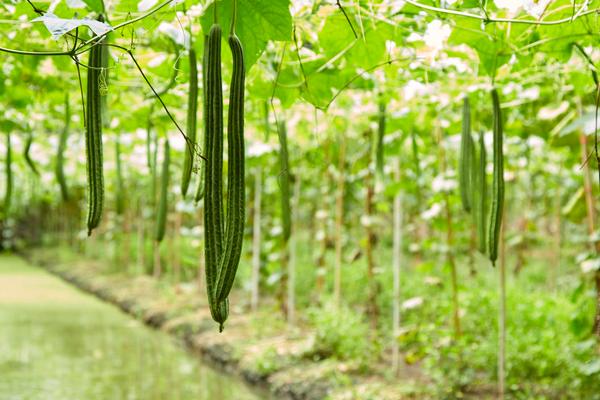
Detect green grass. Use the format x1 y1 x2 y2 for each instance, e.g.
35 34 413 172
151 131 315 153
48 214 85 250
52 227 600 399
281 231 600 398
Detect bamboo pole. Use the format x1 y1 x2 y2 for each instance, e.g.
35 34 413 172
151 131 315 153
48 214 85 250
333 134 346 306
579 132 600 337
436 123 462 339
392 157 403 375
251 167 262 312
288 177 301 325
498 218 506 399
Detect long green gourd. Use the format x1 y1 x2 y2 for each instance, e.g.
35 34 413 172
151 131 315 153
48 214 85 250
182 47 198 197
146 112 153 171
151 127 158 208
115 132 125 215
85 30 105 236
146 112 159 213
204 23 229 329
467 133 476 201
475 130 487 255
375 98 386 177
155 138 170 242
488 88 504 265
215 29 246 304
195 35 209 204
459 97 472 213
410 130 423 205
277 119 291 243
56 93 70 202
24 132 39 176
411 131 421 178
4 132 12 215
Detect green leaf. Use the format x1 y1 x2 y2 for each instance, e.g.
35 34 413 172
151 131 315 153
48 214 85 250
448 17 510 77
301 72 340 108
461 0 481 8
346 23 392 69
318 14 356 59
81 0 104 13
201 0 292 70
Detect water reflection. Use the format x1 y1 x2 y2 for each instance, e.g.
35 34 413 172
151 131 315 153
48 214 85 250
0 258 260 400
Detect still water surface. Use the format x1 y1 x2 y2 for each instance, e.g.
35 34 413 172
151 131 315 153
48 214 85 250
0 255 261 400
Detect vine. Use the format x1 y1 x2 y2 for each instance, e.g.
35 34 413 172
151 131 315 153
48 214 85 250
400 0 600 26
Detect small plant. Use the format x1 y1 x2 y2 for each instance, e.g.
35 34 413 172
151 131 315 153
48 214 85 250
307 301 376 368
253 347 286 377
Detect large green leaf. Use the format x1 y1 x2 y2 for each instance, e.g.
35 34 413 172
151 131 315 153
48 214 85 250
201 0 292 71
449 17 511 77
318 14 355 59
